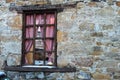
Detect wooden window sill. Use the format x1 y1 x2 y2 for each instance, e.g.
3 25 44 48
3 65 76 73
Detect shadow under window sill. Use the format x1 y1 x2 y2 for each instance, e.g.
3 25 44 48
2 61 76 73
3 65 76 73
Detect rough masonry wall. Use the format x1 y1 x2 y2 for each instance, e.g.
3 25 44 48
0 0 120 80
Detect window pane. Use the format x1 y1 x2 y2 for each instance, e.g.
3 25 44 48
36 14 44 25
46 52 55 66
25 40 33 52
26 14 34 25
34 52 44 66
35 39 44 50
36 26 44 38
46 14 55 24
46 26 55 37
25 27 34 38
45 39 54 51
25 52 33 65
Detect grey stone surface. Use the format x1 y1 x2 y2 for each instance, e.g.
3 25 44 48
0 0 120 79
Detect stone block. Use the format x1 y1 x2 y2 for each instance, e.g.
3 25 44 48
104 52 120 60
97 60 119 68
79 22 95 31
92 72 111 79
0 29 21 42
7 15 22 30
0 6 7 11
0 57 4 69
0 34 21 42
97 6 114 17
6 0 15 3
36 1 48 5
93 46 101 51
112 42 120 48
107 0 114 5
63 73 75 80
96 42 102 46
30 1 36 5
78 71 91 80
57 30 68 42
91 51 103 55
91 46 103 56
116 1 120 7
7 54 21 66
72 56 93 67
2 41 21 55
7 72 22 79
118 10 120 15
87 2 97 7
102 24 113 30
107 68 119 72
57 54 71 68
16 1 27 6
111 48 119 53
91 32 103 37
113 73 120 79
77 2 85 9
57 30 63 42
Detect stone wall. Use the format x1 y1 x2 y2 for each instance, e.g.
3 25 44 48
0 0 120 80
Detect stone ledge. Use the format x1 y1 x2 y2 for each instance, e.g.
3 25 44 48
3 66 76 73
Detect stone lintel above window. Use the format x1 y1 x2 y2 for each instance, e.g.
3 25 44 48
9 2 80 13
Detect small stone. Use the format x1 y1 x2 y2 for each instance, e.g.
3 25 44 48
113 73 120 79
78 71 91 80
37 72 44 79
91 32 103 37
116 1 120 7
97 60 119 68
92 72 111 79
57 55 69 68
96 42 102 46
7 15 22 30
57 30 63 42
102 24 113 30
118 10 120 15
16 1 26 6
107 0 114 5
93 46 101 51
79 22 94 31
7 54 21 66
6 0 15 3
0 58 4 69
97 6 114 17
36 1 48 5
87 2 97 7
73 56 93 67
91 51 102 55
77 2 85 9
107 68 117 72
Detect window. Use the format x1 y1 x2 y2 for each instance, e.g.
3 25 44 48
4 5 76 73
21 10 57 67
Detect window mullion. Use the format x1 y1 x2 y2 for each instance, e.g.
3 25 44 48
54 11 57 67
21 13 26 66
33 13 36 65
43 13 46 66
